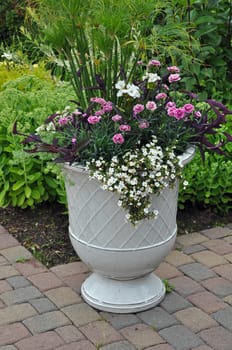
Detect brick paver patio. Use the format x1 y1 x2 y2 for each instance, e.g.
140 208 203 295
0 223 232 350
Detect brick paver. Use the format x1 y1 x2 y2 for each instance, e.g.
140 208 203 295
179 262 216 281
137 306 179 330
199 326 232 350
0 224 232 349
201 277 232 297
159 324 204 349
23 310 70 334
200 226 232 239
55 325 85 343
45 286 81 307
100 312 140 330
212 307 232 331
174 307 218 332
79 320 123 346
187 291 227 313
0 285 42 305
191 250 227 267
28 271 64 291
0 233 19 249
0 323 30 346
120 323 165 349
0 246 32 264
202 239 232 255
0 303 37 325
15 331 64 350
61 303 100 326
154 262 183 279
168 276 204 296
213 264 232 282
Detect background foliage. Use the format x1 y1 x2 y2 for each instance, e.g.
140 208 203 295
0 0 231 214
0 66 75 208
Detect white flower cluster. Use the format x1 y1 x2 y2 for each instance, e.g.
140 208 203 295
86 136 181 225
115 80 141 98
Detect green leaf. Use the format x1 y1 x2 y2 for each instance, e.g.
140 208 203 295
45 177 58 189
12 180 25 191
25 186 32 198
31 189 41 200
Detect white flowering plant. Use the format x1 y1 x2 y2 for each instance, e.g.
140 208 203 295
14 58 232 224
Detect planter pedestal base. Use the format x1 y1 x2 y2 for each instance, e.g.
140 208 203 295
81 272 165 313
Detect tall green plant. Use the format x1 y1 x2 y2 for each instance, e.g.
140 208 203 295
26 0 156 108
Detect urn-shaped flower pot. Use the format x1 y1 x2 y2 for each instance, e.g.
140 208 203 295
63 147 195 313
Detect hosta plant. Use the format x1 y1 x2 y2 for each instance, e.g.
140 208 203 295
14 59 232 224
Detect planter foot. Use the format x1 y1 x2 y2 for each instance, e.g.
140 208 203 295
81 272 165 313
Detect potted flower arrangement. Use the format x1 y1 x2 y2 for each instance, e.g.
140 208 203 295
14 55 232 312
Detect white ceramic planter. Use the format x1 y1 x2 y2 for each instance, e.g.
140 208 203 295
63 147 195 313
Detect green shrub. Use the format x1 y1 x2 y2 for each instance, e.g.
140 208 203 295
0 60 56 90
0 73 75 208
179 151 232 212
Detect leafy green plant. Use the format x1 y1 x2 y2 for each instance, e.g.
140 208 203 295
0 72 76 208
179 151 232 212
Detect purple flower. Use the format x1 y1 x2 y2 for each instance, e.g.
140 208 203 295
112 133 124 144
183 104 195 113
112 114 122 122
133 104 144 114
119 124 131 132
87 115 101 124
146 101 157 111
168 74 181 83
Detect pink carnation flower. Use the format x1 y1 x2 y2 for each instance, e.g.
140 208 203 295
166 101 176 109
71 138 77 143
148 60 161 67
167 107 177 117
112 133 124 144
167 66 180 73
90 97 106 105
58 117 69 126
183 104 195 113
119 124 131 132
133 104 144 114
168 74 181 83
139 120 150 129
95 109 105 116
103 102 113 112
156 93 167 100
112 114 122 122
173 108 185 120
146 101 157 111
195 111 202 118
87 115 101 124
